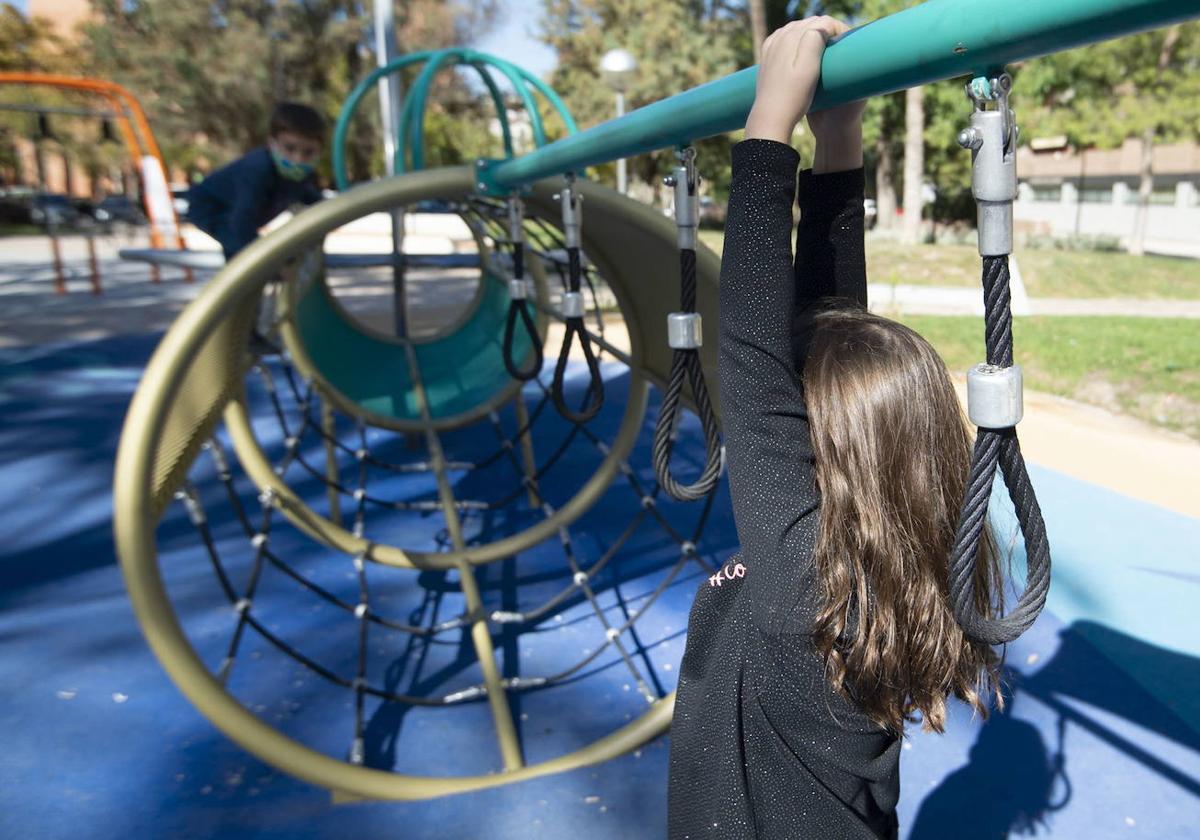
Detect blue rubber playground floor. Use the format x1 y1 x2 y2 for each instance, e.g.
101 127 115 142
1 329 1198 839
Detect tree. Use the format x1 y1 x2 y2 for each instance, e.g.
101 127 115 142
0 6 77 187
748 0 767 63
82 0 502 183
1013 22 1200 252
813 0 933 232
900 84 923 243
538 0 741 201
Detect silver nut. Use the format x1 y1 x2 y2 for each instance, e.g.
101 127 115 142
966 363 1023 428
667 312 702 349
561 291 585 319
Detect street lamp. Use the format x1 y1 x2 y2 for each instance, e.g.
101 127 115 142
600 48 637 195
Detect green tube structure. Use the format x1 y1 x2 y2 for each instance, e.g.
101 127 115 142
407 49 548 172
391 55 516 173
333 48 578 189
477 0 1200 192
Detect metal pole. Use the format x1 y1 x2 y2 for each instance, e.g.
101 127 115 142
478 0 1200 194
373 0 408 338
615 91 626 195
87 232 102 294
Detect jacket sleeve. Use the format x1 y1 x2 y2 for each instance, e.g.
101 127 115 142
221 159 273 259
718 139 820 622
791 167 868 367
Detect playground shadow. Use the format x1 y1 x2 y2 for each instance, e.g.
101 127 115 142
910 620 1200 839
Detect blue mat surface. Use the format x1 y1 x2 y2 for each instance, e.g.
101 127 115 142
1 332 1197 839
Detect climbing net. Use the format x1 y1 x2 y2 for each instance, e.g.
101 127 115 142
163 191 728 780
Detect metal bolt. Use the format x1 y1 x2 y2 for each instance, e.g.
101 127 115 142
957 127 983 151
663 175 677 187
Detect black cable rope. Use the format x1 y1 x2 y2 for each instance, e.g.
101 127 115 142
652 247 724 501
275 329 548 477
350 425 371 763
464 199 611 352
185 447 478 707
271 345 686 686
502 238 543 381
551 244 604 422
216 493 276 685
203 441 440 635
171 190 728 715
947 255 1051 645
179 378 717 711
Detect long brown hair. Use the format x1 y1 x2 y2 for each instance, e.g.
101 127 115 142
802 305 1003 733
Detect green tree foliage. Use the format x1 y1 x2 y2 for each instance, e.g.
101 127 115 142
82 0 502 183
0 4 71 72
0 6 103 190
538 0 741 200
810 6 1200 225
1013 23 1200 149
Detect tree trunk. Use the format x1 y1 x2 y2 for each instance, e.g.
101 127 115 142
901 85 925 245
62 150 75 197
1129 25 1180 256
1129 126 1155 256
34 142 47 192
875 135 897 229
749 0 768 63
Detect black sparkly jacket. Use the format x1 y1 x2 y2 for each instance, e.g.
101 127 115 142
667 139 901 840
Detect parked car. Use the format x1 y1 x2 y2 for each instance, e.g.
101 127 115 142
170 185 190 216
864 198 878 230
29 193 88 228
698 195 726 227
72 197 99 223
0 193 34 225
94 195 147 225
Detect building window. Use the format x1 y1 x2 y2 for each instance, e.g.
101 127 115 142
1031 185 1062 202
1120 186 1181 205
1080 187 1112 203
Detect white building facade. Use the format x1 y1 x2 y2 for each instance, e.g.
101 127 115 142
1014 138 1200 257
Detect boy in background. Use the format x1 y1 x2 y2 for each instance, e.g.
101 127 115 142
187 102 326 260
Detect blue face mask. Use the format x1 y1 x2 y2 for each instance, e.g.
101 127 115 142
270 146 314 182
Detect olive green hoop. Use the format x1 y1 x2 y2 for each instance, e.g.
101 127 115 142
113 165 720 798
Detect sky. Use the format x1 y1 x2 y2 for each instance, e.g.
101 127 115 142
475 0 559 80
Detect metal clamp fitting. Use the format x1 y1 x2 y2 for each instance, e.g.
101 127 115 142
506 195 524 245
966 362 1023 428
959 73 1018 257
555 175 583 249
667 312 702 349
561 290 585 319
664 146 700 250
508 278 529 300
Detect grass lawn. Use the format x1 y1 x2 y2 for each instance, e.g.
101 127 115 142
698 230 1200 299
0 224 43 237
899 315 1200 440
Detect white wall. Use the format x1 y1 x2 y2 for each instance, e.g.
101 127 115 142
1015 181 1200 257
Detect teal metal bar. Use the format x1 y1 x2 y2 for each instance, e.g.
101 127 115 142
478 0 1200 193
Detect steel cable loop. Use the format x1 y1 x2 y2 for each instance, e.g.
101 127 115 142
947 255 1051 645
652 248 723 501
503 241 543 381
551 245 604 423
